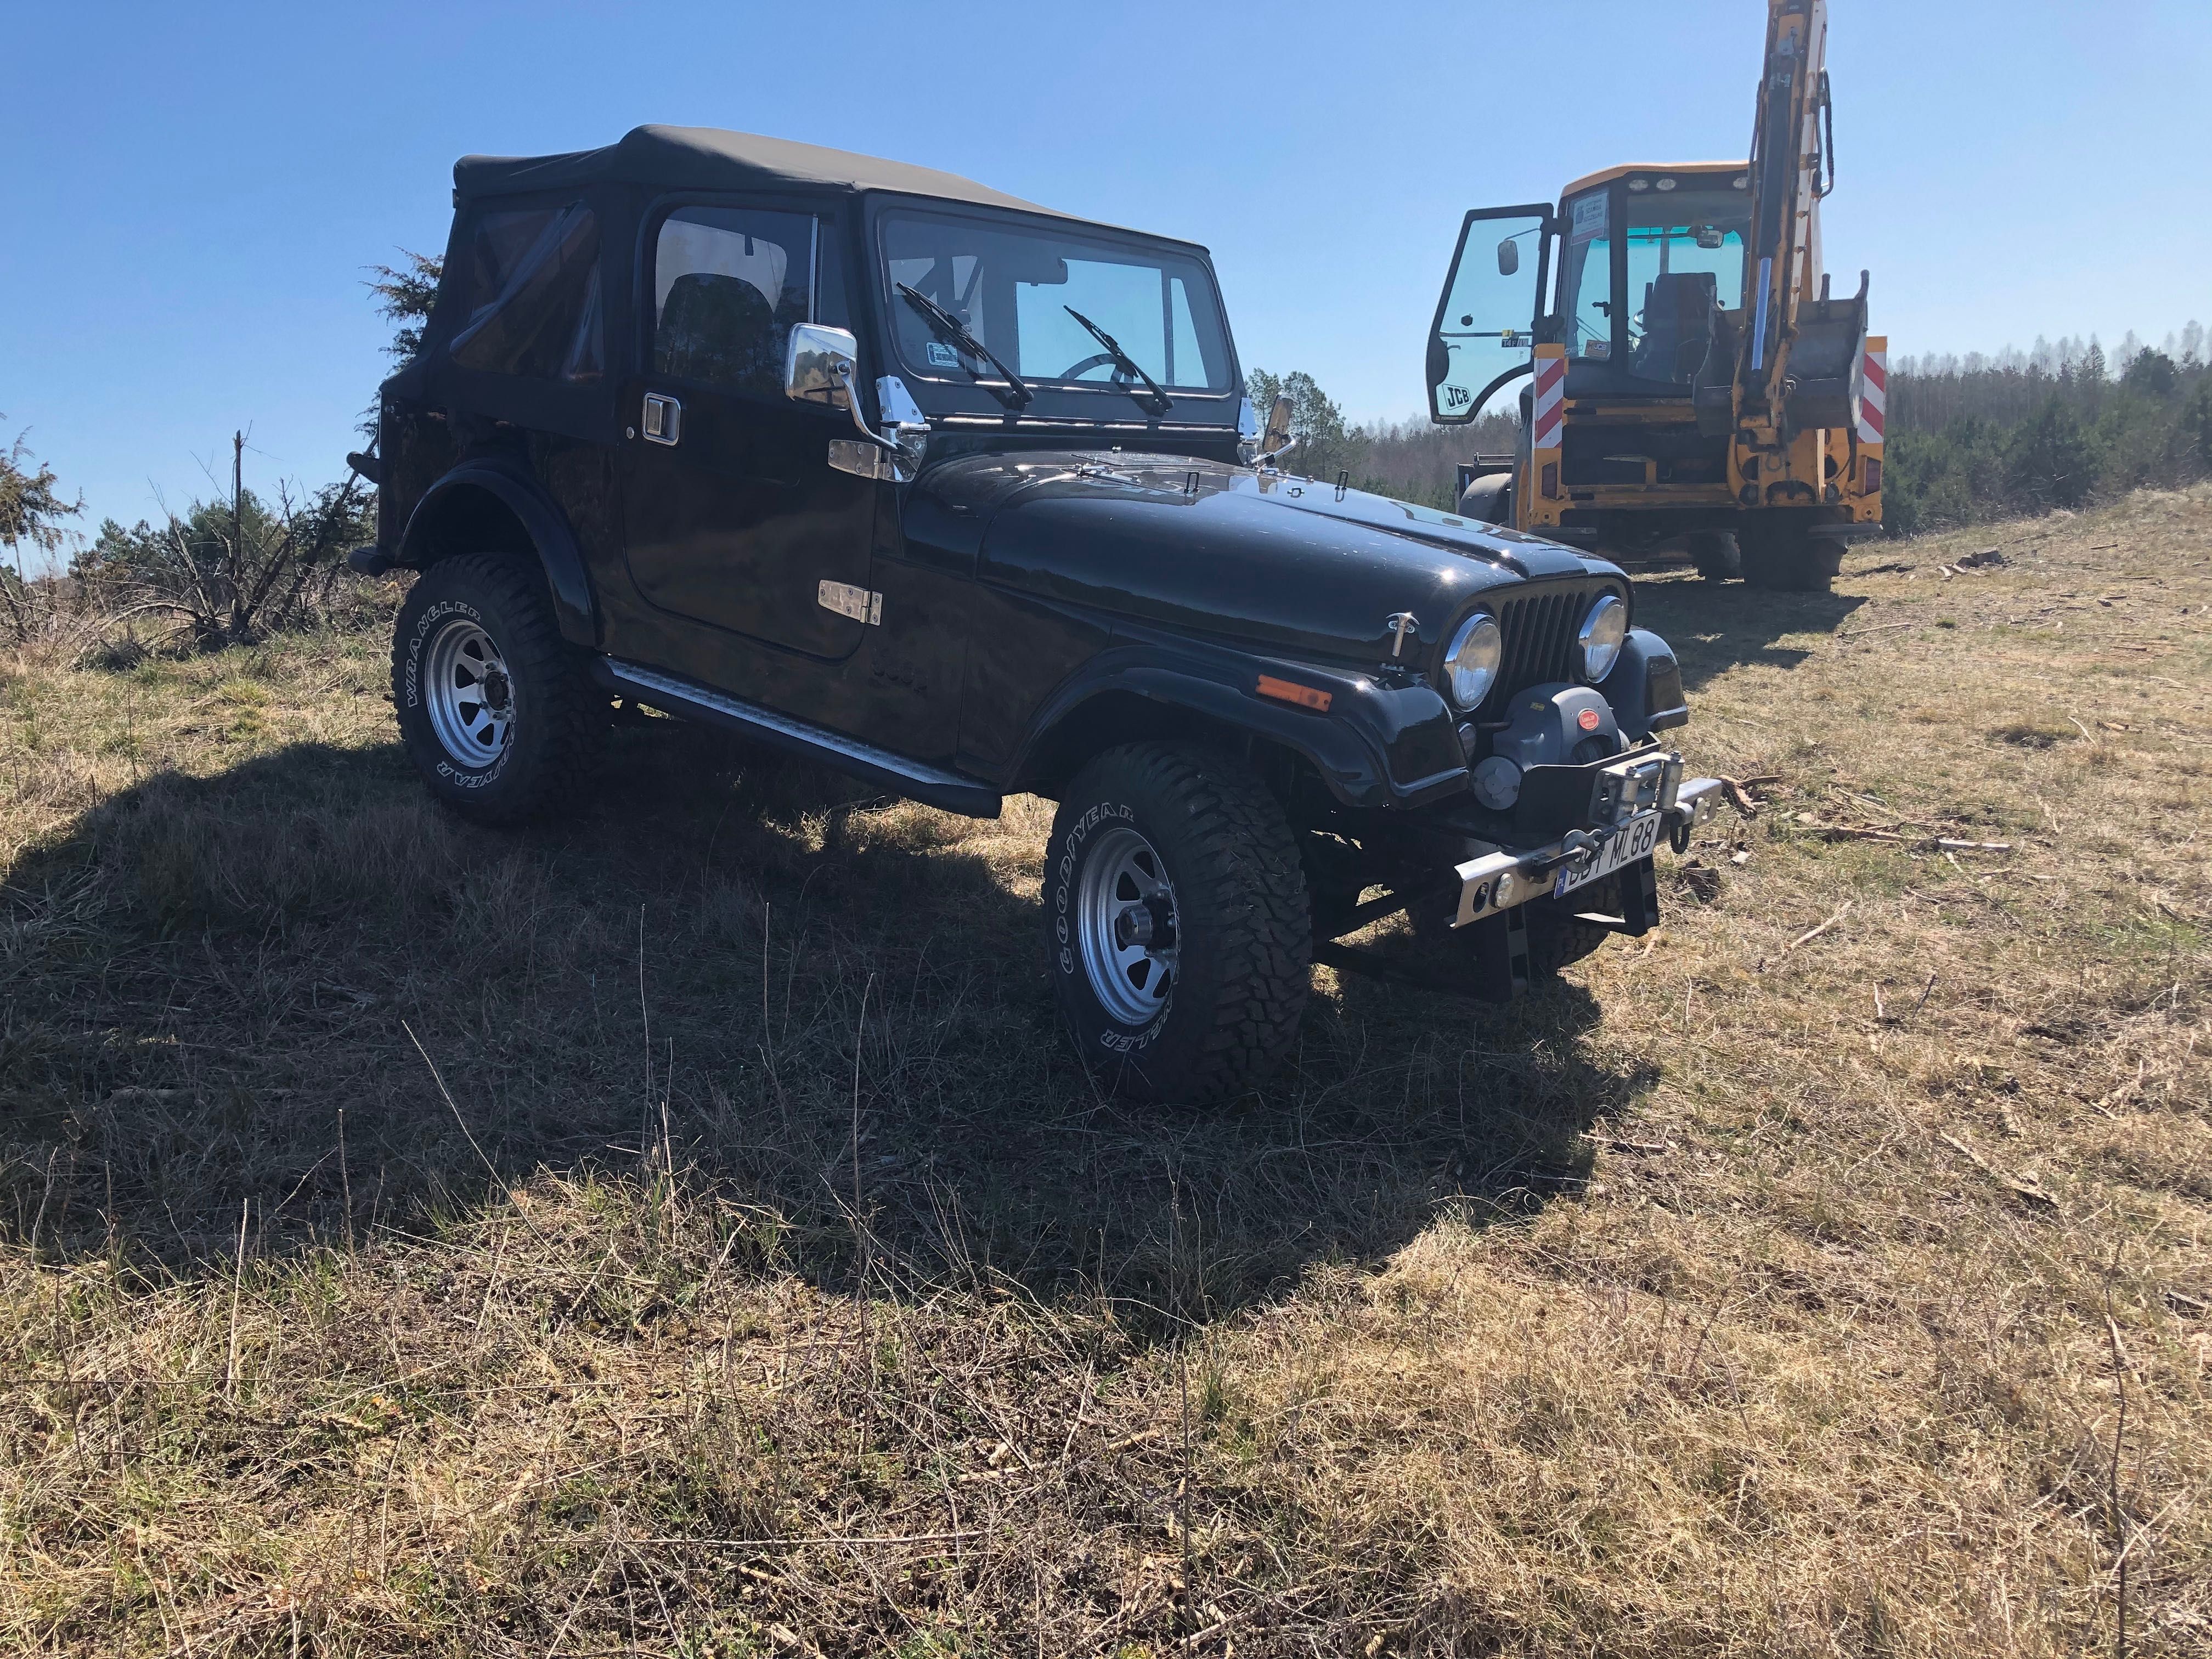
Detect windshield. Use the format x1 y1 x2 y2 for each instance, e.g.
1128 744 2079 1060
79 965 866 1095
880 210 1234 399
1556 180 1750 385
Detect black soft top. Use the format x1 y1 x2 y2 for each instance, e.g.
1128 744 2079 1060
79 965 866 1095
453 124 1073 218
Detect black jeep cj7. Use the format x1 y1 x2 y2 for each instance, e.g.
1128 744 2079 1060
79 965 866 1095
354 126 1724 1103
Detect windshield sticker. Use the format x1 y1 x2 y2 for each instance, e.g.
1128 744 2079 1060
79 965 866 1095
1570 193 1608 245
926 341 961 369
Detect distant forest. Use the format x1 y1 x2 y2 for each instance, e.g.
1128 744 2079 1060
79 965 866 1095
1882 327 2211 534
1278 320 2212 534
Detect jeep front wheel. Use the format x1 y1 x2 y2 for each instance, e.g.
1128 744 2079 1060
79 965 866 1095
392 553 601 825
1043 744 1311 1104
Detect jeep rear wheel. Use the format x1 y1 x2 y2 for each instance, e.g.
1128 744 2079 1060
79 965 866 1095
1044 744 1311 1104
392 554 601 825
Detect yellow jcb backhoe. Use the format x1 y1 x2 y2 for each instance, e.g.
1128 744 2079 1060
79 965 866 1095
1425 0 1884 592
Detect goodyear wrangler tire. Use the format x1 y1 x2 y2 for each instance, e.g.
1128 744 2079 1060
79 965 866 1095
392 554 601 825
1045 744 1311 1104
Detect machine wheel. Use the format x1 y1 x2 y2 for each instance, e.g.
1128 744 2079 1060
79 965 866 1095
1741 532 1845 594
392 553 603 825
1043 743 1311 1104
1685 529 1741 582
1457 473 1514 525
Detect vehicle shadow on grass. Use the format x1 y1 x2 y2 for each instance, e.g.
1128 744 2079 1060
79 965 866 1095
1630 571 1868 692
1 719 1641 1327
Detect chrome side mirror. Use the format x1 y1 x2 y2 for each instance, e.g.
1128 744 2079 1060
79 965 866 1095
1252 393 1299 470
785 324 859 409
1497 237 1521 276
788 323 919 478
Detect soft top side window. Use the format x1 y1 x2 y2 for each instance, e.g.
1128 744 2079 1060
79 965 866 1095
449 202 603 383
649 205 815 398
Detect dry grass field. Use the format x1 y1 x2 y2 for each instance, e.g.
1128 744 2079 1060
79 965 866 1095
3 488 2208 1657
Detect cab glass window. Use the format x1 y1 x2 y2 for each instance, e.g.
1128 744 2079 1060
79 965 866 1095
650 206 815 397
1556 189 1612 362
880 211 1232 394
449 202 603 382
1622 185 1748 385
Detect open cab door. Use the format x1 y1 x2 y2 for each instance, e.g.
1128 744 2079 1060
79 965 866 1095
1426 205 1553 425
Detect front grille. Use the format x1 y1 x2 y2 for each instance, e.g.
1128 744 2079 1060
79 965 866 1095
1489 580 1606 704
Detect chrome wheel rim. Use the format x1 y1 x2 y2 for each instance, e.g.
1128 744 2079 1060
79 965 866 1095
1076 824 1180 1025
424 617 515 768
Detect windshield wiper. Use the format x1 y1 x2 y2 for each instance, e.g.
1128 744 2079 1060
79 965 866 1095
1062 306 1174 415
896 284 1032 409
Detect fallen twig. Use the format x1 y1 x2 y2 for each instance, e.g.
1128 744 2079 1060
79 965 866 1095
1938 1131 2058 1209
1758 903 1852 971
1785 905 1851 951
1802 823 2011 854
1585 1132 1671 1155
620 1531 979 1548
1809 823 1913 843
1179 1585 1317 1651
1910 971 1938 1019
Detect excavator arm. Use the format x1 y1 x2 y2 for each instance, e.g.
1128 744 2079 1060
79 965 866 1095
1739 0 1867 437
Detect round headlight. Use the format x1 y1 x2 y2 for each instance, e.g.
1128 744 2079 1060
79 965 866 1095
1578 593 1629 682
1443 610 1503 709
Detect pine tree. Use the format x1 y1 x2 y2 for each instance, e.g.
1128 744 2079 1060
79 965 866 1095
0 422 81 577
366 252 444 364
2005 396 2095 510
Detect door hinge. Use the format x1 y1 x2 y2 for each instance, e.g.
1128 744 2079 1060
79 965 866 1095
827 438 899 481
818 580 883 626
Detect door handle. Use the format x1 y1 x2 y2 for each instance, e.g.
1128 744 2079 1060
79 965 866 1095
641 392 681 446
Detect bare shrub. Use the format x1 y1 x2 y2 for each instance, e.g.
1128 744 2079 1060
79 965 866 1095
73 466 377 652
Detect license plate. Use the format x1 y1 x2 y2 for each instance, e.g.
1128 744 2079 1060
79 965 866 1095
1553 810 1662 899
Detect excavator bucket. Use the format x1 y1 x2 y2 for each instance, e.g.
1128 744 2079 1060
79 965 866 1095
1784 270 1869 431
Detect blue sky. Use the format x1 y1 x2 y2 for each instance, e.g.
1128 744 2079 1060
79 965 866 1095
4 0 2207 539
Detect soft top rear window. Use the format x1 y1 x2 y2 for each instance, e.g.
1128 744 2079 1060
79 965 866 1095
448 202 603 383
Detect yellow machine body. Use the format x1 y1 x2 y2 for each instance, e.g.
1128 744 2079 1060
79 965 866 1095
1428 0 1883 589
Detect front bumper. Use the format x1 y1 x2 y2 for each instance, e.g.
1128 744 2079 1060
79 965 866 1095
1450 752 1723 927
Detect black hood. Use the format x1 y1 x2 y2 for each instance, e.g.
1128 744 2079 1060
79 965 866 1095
910 451 1618 669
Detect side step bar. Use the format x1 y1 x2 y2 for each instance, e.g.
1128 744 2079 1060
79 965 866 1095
596 659 1003 819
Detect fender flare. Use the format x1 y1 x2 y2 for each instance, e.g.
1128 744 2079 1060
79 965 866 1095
1010 641 1469 810
399 460 597 646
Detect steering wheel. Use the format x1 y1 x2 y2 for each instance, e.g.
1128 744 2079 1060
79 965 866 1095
1058 352 1122 379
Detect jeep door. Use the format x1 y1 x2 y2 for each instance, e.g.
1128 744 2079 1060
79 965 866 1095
618 200 876 665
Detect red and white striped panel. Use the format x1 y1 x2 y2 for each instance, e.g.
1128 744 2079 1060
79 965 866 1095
1531 348 1567 450
1857 341 1887 446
